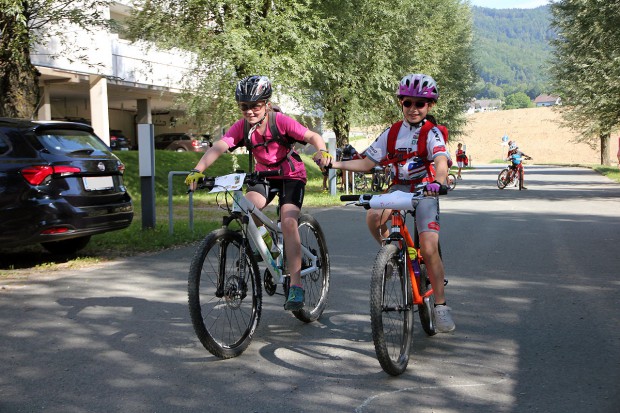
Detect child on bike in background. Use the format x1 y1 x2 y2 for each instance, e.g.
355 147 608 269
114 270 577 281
506 142 532 189
328 73 455 332
185 75 332 311
456 142 466 179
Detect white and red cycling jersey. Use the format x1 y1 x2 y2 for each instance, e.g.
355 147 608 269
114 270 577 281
364 119 450 188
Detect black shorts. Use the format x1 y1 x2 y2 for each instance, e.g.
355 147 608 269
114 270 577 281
246 179 305 209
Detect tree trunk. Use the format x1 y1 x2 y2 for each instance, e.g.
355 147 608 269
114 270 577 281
600 133 611 166
329 91 350 148
0 9 40 118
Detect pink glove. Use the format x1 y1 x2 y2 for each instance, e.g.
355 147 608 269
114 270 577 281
425 182 441 193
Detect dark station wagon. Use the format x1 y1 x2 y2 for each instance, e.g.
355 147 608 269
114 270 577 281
0 118 133 254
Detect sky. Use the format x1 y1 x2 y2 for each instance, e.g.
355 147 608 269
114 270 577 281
469 0 551 9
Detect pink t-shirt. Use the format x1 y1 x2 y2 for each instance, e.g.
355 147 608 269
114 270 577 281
221 113 308 182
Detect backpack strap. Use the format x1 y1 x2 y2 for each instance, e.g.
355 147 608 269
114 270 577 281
380 119 447 189
239 112 301 172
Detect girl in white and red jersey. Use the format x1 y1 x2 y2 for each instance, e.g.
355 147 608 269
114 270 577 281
185 75 331 311
329 73 455 333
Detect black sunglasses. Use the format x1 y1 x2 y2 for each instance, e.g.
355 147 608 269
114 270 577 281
238 101 266 111
401 100 429 109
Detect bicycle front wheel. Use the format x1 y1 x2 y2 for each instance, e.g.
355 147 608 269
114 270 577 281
518 167 524 190
292 214 330 323
188 229 262 358
497 169 510 189
370 244 413 376
447 173 457 191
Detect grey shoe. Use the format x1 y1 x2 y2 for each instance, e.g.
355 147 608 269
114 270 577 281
433 304 455 333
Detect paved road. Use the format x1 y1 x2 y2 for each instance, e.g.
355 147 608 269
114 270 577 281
1 165 619 413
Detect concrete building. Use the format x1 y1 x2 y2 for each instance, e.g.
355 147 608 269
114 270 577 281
31 0 194 147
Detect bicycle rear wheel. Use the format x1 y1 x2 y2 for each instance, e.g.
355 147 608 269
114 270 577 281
447 173 457 191
188 228 262 358
417 263 437 336
497 169 510 189
370 244 413 376
292 214 330 322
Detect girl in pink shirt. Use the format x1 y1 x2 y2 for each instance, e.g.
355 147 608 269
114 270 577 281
186 76 331 311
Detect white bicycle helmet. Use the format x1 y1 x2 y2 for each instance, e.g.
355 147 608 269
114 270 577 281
397 74 439 101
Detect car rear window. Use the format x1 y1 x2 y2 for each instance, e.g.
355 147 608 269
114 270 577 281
36 129 111 155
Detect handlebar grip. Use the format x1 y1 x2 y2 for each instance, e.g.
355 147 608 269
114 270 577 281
196 177 215 190
256 170 281 178
340 194 373 202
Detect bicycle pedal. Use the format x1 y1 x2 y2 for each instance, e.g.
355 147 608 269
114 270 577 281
444 278 449 286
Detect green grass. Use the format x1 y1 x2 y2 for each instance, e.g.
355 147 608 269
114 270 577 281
88 150 346 253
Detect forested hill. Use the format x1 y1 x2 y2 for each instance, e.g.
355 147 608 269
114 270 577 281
473 6 554 99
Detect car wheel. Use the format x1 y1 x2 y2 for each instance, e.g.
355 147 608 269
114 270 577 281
41 236 91 255
176 148 186 152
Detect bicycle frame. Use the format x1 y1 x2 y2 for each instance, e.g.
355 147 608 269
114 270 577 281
224 182 321 285
388 210 434 306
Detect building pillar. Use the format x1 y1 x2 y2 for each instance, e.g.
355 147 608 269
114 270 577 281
37 84 52 120
89 74 110 145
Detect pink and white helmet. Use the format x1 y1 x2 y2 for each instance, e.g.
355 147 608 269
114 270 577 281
397 74 439 101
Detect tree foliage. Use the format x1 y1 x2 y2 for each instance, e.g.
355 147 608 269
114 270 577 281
126 0 328 133
472 6 554 100
127 0 475 145
304 0 475 144
549 0 620 165
0 0 111 118
503 92 533 110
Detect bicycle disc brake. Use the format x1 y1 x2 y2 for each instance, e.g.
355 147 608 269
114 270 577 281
263 268 276 296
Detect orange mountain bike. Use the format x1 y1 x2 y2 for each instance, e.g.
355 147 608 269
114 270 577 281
341 189 447 375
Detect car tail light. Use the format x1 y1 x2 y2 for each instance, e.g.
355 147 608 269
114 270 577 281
41 227 70 235
192 140 201 148
21 165 82 185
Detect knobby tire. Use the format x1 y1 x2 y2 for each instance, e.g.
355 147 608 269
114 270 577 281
497 169 510 189
370 244 413 376
292 214 330 323
188 229 262 358
417 263 437 336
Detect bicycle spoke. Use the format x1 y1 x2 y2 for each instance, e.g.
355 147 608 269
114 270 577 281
188 229 262 358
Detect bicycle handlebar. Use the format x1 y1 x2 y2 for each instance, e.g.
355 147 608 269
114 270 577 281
195 170 282 191
340 189 446 210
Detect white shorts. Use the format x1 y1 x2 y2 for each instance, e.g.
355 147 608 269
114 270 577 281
457 161 465 168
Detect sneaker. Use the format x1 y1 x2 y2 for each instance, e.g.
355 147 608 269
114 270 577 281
284 285 305 311
433 304 455 333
